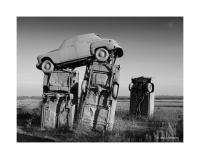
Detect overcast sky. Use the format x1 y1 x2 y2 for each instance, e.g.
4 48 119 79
17 17 183 96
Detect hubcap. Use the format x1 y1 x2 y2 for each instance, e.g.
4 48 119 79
99 51 105 58
45 63 50 70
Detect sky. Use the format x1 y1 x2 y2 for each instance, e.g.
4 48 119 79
17 17 183 96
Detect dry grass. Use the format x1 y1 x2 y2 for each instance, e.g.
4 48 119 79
17 98 183 142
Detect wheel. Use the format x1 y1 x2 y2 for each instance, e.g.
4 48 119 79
112 83 119 99
129 83 134 91
81 80 87 93
95 48 109 62
146 83 154 93
41 60 54 73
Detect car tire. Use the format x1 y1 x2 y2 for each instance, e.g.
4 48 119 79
81 80 87 93
41 60 54 73
95 48 109 62
129 83 134 91
112 83 119 99
146 83 154 93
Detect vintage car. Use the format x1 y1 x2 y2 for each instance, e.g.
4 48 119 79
36 33 123 73
41 70 79 129
128 76 154 118
78 53 121 131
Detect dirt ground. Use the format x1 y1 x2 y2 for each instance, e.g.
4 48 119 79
17 97 183 142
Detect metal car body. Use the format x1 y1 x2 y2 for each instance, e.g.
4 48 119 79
129 76 154 118
41 69 79 129
78 57 121 131
36 33 123 73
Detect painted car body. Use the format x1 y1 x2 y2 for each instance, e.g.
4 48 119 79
36 33 123 70
41 70 79 129
129 76 154 117
78 60 120 131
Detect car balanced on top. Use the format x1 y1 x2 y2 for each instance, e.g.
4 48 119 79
36 33 123 73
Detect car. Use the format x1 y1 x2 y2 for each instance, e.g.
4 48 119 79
128 76 154 118
36 33 123 73
78 56 122 131
41 69 79 129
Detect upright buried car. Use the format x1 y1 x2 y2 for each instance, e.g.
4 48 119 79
78 45 123 131
41 70 79 129
36 33 123 73
129 76 154 118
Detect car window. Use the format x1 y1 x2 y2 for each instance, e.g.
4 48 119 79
49 72 69 87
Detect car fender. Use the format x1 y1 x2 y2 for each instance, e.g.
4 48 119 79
90 39 123 58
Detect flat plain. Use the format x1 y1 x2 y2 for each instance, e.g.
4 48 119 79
17 96 183 142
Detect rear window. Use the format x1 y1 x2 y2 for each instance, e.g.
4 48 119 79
49 72 70 87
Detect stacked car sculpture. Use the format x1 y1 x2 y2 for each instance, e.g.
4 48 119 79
37 33 154 132
37 33 123 131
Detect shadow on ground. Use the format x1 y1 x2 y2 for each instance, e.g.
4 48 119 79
17 106 183 142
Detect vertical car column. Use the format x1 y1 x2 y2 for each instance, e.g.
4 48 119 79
40 70 79 130
78 49 121 131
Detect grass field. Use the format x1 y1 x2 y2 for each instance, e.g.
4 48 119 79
17 96 183 142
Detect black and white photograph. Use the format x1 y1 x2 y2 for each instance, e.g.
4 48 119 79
17 17 183 142
2 1 200 159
